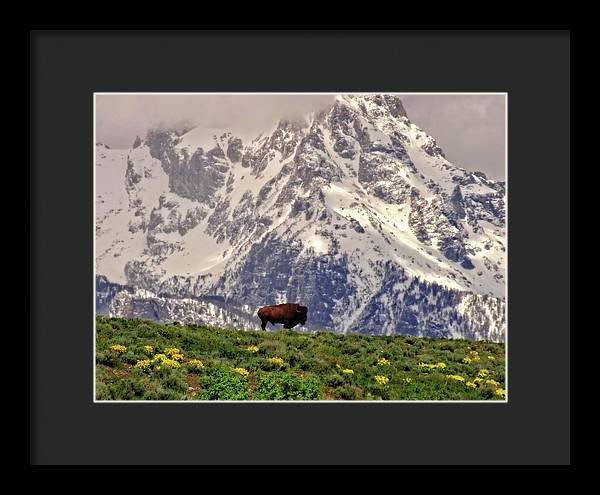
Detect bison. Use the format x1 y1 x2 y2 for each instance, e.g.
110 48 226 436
257 303 308 330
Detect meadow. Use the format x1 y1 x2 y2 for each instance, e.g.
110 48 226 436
95 315 506 401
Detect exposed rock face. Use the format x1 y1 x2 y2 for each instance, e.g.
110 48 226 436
96 276 258 328
167 147 230 205
352 263 505 341
96 94 506 341
421 136 446 158
226 137 243 163
449 185 466 220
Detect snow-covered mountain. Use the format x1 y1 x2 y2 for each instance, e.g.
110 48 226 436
95 94 506 341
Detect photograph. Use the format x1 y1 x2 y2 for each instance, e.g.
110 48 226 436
94 92 507 401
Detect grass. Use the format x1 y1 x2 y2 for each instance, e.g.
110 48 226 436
95 315 506 401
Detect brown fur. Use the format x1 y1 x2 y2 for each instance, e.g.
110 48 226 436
257 303 308 330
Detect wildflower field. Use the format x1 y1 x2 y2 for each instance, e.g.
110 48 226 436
96 316 506 401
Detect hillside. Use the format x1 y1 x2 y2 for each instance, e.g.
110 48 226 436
96 94 506 341
95 316 507 401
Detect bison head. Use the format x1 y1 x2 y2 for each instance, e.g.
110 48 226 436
297 305 308 325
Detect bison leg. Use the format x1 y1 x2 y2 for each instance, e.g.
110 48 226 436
260 318 268 330
283 320 296 330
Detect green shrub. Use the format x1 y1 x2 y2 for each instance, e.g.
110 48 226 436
95 316 505 401
333 384 362 400
199 366 249 400
95 381 111 400
255 372 321 400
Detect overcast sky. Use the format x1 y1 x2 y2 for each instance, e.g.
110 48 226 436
96 94 505 180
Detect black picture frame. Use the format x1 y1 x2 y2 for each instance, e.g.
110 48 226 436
30 30 570 465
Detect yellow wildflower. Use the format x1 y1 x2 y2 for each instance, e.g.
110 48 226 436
110 344 127 353
477 369 490 378
143 345 154 353
233 367 249 377
494 388 506 398
472 357 481 362
466 381 477 388
462 357 472 364
470 350 479 356
152 353 181 368
487 355 496 361
342 368 354 374
418 362 446 370
375 375 390 385
187 359 205 369
473 377 483 384
134 359 153 370
446 374 465 382
403 377 412 383
335 363 341 369
164 348 184 360
486 379 500 387
269 357 285 366
246 345 259 353
377 357 391 366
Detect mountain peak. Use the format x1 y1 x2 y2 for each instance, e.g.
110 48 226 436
276 117 309 132
338 94 407 119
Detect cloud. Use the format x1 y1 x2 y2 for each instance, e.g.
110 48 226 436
96 94 336 148
401 95 506 180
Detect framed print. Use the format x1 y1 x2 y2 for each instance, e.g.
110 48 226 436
93 92 508 402
31 31 570 465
